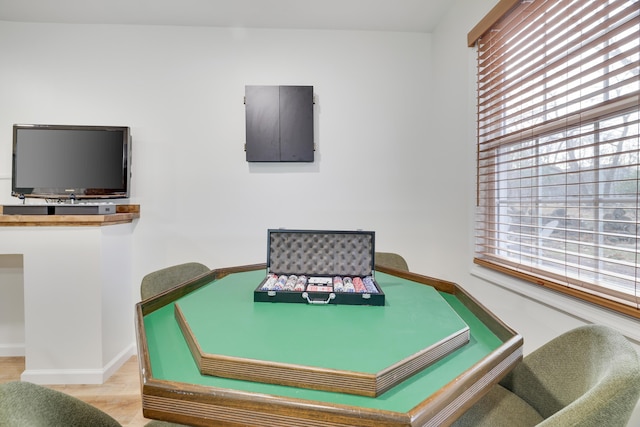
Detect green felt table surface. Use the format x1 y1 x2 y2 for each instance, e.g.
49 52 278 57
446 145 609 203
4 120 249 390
144 270 502 413
177 271 468 374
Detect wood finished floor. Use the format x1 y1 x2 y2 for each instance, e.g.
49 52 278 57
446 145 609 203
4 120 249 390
0 355 150 427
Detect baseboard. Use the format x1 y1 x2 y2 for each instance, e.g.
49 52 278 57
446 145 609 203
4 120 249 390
20 343 137 385
102 342 137 382
0 343 25 357
20 368 106 385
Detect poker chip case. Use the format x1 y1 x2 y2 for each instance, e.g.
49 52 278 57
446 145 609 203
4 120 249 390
254 229 385 305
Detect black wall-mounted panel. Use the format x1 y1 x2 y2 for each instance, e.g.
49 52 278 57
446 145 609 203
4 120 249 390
245 85 314 162
280 86 314 162
245 86 280 162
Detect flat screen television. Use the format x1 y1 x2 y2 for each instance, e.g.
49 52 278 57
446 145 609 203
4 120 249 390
11 124 131 200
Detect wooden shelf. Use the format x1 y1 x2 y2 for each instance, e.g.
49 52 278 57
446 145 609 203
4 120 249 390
0 204 140 226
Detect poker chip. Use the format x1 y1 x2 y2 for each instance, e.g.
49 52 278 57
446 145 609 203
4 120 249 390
260 271 380 301
294 275 308 291
274 275 288 290
353 277 366 293
343 277 355 293
283 275 297 291
363 276 378 293
261 273 278 290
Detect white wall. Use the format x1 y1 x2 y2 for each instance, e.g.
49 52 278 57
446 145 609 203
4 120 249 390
0 22 432 349
0 22 433 276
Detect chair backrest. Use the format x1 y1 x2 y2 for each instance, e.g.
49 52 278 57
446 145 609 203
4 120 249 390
140 262 210 300
374 252 409 272
501 324 640 426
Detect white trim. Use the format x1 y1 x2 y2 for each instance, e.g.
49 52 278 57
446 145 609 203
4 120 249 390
21 368 107 385
0 343 25 357
471 265 640 344
20 343 136 385
102 343 137 382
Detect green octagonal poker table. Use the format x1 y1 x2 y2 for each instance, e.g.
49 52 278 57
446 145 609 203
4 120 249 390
136 264 522 427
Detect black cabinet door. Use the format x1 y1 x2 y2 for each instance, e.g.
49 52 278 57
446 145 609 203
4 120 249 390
245 86 280 162
279 86 314 162
245 85 314 162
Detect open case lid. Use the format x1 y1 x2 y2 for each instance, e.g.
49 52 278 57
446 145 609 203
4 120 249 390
267 229 375 277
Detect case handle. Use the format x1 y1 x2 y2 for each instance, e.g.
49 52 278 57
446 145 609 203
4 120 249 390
302 292 335 304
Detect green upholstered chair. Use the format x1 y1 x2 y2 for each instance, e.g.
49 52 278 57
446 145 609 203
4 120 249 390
140 262 210 300
374 252 409 271
0 381 121 427
0 381 189 427
452 324 640 427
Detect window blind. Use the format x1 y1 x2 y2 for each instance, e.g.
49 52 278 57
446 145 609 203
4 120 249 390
473 0 640 317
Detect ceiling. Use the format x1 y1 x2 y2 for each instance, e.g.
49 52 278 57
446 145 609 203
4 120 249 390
0 0 452 32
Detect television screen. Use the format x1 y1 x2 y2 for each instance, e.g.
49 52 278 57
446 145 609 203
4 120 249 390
12 124 131 200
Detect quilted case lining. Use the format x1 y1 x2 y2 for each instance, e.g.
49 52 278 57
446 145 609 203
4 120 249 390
268 230 374 277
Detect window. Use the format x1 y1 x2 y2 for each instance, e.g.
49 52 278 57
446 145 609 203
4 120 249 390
470 0 639 317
